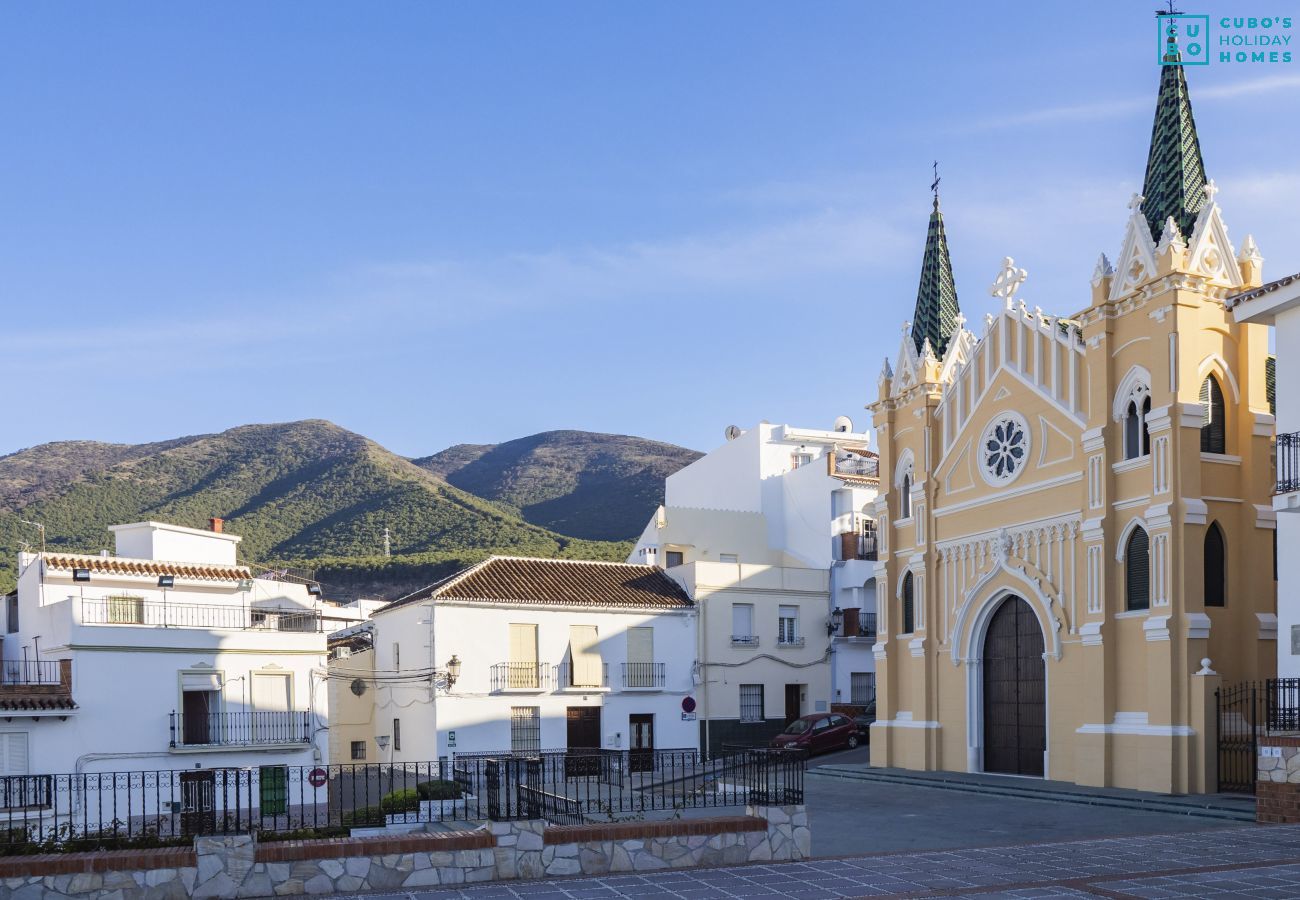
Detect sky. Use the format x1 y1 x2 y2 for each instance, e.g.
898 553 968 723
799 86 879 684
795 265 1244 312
3 1 1298 458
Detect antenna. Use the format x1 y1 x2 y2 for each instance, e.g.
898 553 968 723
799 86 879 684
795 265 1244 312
18 520 46 554
383 526 391 558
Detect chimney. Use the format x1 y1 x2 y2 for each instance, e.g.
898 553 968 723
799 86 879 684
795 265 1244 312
209 517 224 534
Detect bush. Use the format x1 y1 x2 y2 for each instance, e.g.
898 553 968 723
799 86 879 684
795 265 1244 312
341 805 384 826
416 780 464 801
379 788 420 814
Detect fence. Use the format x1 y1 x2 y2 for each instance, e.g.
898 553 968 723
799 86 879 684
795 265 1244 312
0 748 803 853
80 598 322 632
1267 677 1300 732
0 659 60 686
1278 431 1300 495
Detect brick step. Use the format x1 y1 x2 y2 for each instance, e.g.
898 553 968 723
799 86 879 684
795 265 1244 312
809 766 1256 821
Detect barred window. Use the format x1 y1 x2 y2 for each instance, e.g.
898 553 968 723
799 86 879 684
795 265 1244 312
850 672 876 705
1125 527 1150 611
350 740 366 761
778 606 798 644
511 706 541 754
739 684 764 723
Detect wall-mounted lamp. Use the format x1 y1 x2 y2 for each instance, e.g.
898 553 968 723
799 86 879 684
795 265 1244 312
443 655 462 689
827 607 844 637
158 575 175 588
72 568 91 583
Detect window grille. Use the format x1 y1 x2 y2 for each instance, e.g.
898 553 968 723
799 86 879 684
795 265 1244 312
510 706 541 754
739 684 764 723
850 672 876 705
350 740 366 761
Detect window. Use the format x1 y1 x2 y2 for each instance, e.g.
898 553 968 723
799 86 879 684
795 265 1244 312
812 718 830 732
392 642 400 672
1200 375 1227 454
850 672 876 705
777 606 799 645
665 550 684 568
393 718 401 752
568 624 602 687
510 706 541 753
0 733 28 776
508 623 539 688
1123 394 1152 460
350 740 367 761
739 685 764 723
1125 527 1151 611
5 595 16 634
259 765 288 816
901 572 915 634
793 451 814 469
1204 522 1226 608
731 603 755 642
900 475 912 519
719 554 739 564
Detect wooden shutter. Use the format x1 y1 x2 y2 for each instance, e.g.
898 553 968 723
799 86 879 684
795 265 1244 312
627 627 653 665
902 573 915 634
1201 377 1226 454
1204 523 1226 607
731 604 752 637
0 733 28 775
569 625 600 686
509 624 538 664
251 673 291 710
1126 528 1151 610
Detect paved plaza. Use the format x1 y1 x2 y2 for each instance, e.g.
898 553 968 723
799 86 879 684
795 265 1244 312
318 823 1300 899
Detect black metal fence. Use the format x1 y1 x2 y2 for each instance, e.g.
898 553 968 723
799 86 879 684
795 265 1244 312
0 748 803 854
1217 681 1264 793
0 659 60 686
1267 677 1300 732
1278 431 1300 495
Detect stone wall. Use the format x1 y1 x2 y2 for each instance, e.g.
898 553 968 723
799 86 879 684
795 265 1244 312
0 805 807 899
1257 737 1300 824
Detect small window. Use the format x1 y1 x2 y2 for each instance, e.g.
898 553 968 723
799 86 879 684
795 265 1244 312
731 603 754 640
392 642 400 672
901 572 915 634
350 740 366 761
1200 376 1226 454
778 606 798 644
850 672 876 705
510 706 541 754
665 550 684 568
719 554 739 564
393 718 401 752
900 475 912 519
1204 522 1226 608
739 684 764 723
5 595 16 635
1125 527 1151 611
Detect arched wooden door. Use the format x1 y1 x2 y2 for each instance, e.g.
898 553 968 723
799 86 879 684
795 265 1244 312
982 596 1045 776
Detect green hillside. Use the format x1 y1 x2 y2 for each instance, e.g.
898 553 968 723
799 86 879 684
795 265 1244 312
413 430 701 541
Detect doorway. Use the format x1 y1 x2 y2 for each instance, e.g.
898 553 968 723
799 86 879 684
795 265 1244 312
565 706 601 777
784 684 802 725
182 690 218 745
981 596 1045 776
629 714 654 773
179 770 216 835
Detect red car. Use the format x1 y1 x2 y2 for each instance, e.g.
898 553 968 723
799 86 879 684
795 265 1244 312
770 712 860 755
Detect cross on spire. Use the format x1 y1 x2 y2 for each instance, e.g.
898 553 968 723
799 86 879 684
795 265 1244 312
931 161 941 196
1141 20 1208 242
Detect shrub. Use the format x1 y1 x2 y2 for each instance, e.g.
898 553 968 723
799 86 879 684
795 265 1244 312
342 805 384 826
379 788 420 814
416 780 464 801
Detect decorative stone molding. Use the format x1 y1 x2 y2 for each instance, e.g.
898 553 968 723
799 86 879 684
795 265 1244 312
1258 613 1279 642
1080 621 1103 646
1143 615 1171 642
1185 613 1211 641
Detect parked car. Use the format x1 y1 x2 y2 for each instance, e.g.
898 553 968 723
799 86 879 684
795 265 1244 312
852 701 877 741
770 712 860 755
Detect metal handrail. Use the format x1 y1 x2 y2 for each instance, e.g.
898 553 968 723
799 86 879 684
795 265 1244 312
489 662 551 691
169 710 312 747
621 662 665 688
82 598 322 632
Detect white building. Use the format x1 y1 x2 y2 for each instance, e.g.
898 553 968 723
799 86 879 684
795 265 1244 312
344 556 698 764
1 520 332 826
628 420 880 753
1228 270 1292 674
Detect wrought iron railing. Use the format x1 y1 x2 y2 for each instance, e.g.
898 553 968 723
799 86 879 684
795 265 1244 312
489 663 551 692
730 635 759 647
556 662 608 689
621 662 665 689
168 710 312 748
1267 677 1300 733
81 598 321 632
0 659 61 686
0 749 804 852
1278 432 1300 495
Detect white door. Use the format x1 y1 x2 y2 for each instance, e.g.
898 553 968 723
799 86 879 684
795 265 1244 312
251 673 292 742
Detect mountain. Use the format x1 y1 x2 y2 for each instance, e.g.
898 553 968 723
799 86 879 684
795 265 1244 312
412 430 702 541
0 422 699 597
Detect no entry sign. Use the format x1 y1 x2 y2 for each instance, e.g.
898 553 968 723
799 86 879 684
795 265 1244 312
307 767 328 788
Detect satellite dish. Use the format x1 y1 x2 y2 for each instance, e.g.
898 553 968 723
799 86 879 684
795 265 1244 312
833 416 853 433
350 678 367 697
724 425 743 441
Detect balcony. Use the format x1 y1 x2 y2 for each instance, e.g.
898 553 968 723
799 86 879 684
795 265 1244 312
82 598 322 632
621 662 666 690
169 710 312 749
0 659 76 715
556 662 609 690
1279 432 1300 496
837 608 878 642
730 634 760 648
838 528 879 562
490 662 551 692
776 636 806 649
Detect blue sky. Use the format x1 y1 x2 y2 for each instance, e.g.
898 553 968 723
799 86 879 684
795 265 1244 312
3 2 1297 458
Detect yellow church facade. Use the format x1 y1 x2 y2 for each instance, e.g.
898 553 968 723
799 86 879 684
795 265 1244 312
867 39 1277 793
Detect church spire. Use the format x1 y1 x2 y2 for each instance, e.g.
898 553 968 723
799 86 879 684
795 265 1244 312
910 164 961 356
1141 14 1208 243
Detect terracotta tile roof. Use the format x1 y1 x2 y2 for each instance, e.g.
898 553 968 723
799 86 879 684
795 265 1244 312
0 696 77 711
1225 271 1300 308
42 552 251 583
382 556 694 613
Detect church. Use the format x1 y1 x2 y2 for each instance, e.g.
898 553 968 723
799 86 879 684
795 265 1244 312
867 30 1278 793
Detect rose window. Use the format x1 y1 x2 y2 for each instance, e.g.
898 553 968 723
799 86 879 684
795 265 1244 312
981 414 1030 486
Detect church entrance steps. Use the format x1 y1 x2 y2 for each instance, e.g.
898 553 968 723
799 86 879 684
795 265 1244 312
808 764 1256 821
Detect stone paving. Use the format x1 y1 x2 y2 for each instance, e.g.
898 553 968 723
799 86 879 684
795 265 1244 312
316 824 1300 899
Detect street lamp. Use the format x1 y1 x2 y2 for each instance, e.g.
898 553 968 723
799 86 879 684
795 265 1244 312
445 655 462 688
827 608 844 637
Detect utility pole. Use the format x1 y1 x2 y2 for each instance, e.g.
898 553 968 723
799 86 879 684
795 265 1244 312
383 527 391 558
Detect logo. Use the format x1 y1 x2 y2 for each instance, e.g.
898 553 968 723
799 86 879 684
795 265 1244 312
1158 14 1210 65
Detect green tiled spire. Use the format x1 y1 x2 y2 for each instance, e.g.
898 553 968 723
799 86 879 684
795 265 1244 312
1141 16 1208 243
911 193 961 357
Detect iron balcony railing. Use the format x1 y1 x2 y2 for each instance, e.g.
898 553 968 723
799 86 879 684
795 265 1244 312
489 663 551 692
169 710 312 748
777 636 805 648
556 662 609 689
1278 431 1300 495
0 659 61 686
82 598 322 632
730 635 759 647
837 527 879 562
838 608 877 640
621 662 665 689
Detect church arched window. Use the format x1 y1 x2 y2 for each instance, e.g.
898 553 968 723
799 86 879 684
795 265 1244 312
1125 526 1151 611
900 474 912 520
1204 522 1226 608
901 572 915 634
1121 388 1152 461
1200 375 1226 454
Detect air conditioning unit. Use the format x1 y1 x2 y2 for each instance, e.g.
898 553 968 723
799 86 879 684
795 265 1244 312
334 647 353 660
